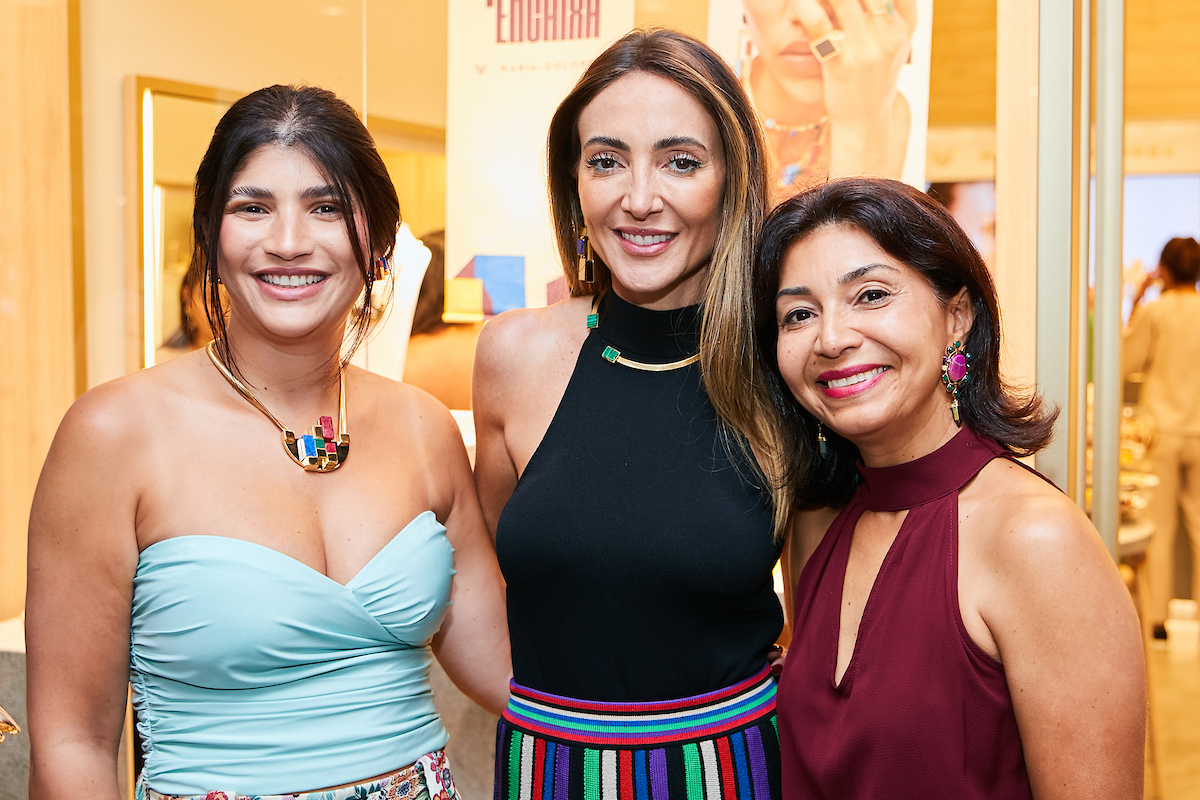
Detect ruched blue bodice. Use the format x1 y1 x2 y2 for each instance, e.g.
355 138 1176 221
130 511 454 795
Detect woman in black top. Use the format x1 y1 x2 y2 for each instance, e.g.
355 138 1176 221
473 28 788 800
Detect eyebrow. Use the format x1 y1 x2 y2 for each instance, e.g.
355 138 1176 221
227 185 337 201
775 263 898 300
654 135 709 151
581 135 711 153
582 136 628 151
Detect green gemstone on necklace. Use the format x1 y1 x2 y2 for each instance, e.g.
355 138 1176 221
587 313 599 329
602 345 620 363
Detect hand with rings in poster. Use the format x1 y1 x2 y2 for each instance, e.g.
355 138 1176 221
743 0 916 189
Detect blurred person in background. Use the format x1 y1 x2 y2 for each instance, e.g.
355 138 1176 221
1123 235 1200 639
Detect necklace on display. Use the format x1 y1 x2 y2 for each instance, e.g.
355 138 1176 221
740 58 830 188
205 341 350 472
762 114 828 135
773 120 829 188
586 293 700 372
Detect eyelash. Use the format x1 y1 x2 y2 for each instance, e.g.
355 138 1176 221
780 307 813 327
667 153 703 173
582 152 705 174
779 288 890 327
584 153 621 172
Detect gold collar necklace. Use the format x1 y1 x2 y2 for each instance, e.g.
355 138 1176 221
206 341 350 471
586 293 701 372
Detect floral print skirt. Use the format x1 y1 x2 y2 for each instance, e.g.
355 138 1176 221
137 749 457 800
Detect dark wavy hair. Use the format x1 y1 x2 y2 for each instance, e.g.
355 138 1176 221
752 177 1058 507
1159 236 1200 284
188 84 399 375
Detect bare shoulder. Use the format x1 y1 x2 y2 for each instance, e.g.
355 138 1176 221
475 297 591 369
55 354 205 450
352 366 464 450
963 458 1106 578
473 296 592 411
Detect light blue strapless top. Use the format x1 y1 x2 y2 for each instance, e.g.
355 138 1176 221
130 511 454 795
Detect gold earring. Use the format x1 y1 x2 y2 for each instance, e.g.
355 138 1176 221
577 226 595 283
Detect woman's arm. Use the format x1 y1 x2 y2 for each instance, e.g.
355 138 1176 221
26 385 143 800
981 486 1145 799
781 506 839 630
471 316 523 541
1121 297 1154 382
424 399 512 716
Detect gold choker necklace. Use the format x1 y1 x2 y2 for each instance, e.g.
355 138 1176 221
206 341 350 471
586 293 701 372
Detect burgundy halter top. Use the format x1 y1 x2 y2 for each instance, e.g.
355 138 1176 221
776 427 1034 799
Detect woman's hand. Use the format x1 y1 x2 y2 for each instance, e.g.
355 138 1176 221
794 0 916 177
1130 267 1160 309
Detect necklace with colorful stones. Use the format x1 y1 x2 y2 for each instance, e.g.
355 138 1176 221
206 341 350 472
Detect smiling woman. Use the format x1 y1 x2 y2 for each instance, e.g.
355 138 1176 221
751 178 1146 799
472 28 789 800
25 85 510 800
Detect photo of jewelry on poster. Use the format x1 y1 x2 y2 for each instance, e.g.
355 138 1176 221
707 0 933 195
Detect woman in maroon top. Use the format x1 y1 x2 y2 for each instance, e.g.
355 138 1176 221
750 178 1145 799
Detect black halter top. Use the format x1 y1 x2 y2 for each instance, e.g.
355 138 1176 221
495 292 783 702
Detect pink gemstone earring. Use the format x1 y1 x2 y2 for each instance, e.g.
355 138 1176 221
940 341 971 427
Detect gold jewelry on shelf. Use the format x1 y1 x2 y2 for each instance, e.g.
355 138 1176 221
206 341 350 471
0 704 19 743
587 294 700 373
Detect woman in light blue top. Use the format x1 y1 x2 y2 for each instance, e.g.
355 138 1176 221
26 85 510 800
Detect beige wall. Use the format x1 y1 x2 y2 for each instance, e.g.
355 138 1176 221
1 0 78 620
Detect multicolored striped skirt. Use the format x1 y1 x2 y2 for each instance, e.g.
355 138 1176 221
495 666 779 800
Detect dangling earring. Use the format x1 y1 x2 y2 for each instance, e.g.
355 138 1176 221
940 341 972 427
577 225 595 283
816 421 828 457
375 255 390 280
206 268 221 285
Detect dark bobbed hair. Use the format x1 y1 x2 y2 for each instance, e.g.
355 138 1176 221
1159 236 1200 284
752 177 1058 507
188 84 400 374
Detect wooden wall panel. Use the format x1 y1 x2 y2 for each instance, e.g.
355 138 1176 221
929 0 997 125
1126 1 1200 119
929 0 1200 127
0 0 78 620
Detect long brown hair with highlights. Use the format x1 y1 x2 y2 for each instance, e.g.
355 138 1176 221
546 28 791 536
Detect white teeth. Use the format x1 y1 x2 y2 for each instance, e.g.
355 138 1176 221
259 274 325 287
826 367 887 389
619 232 673 246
